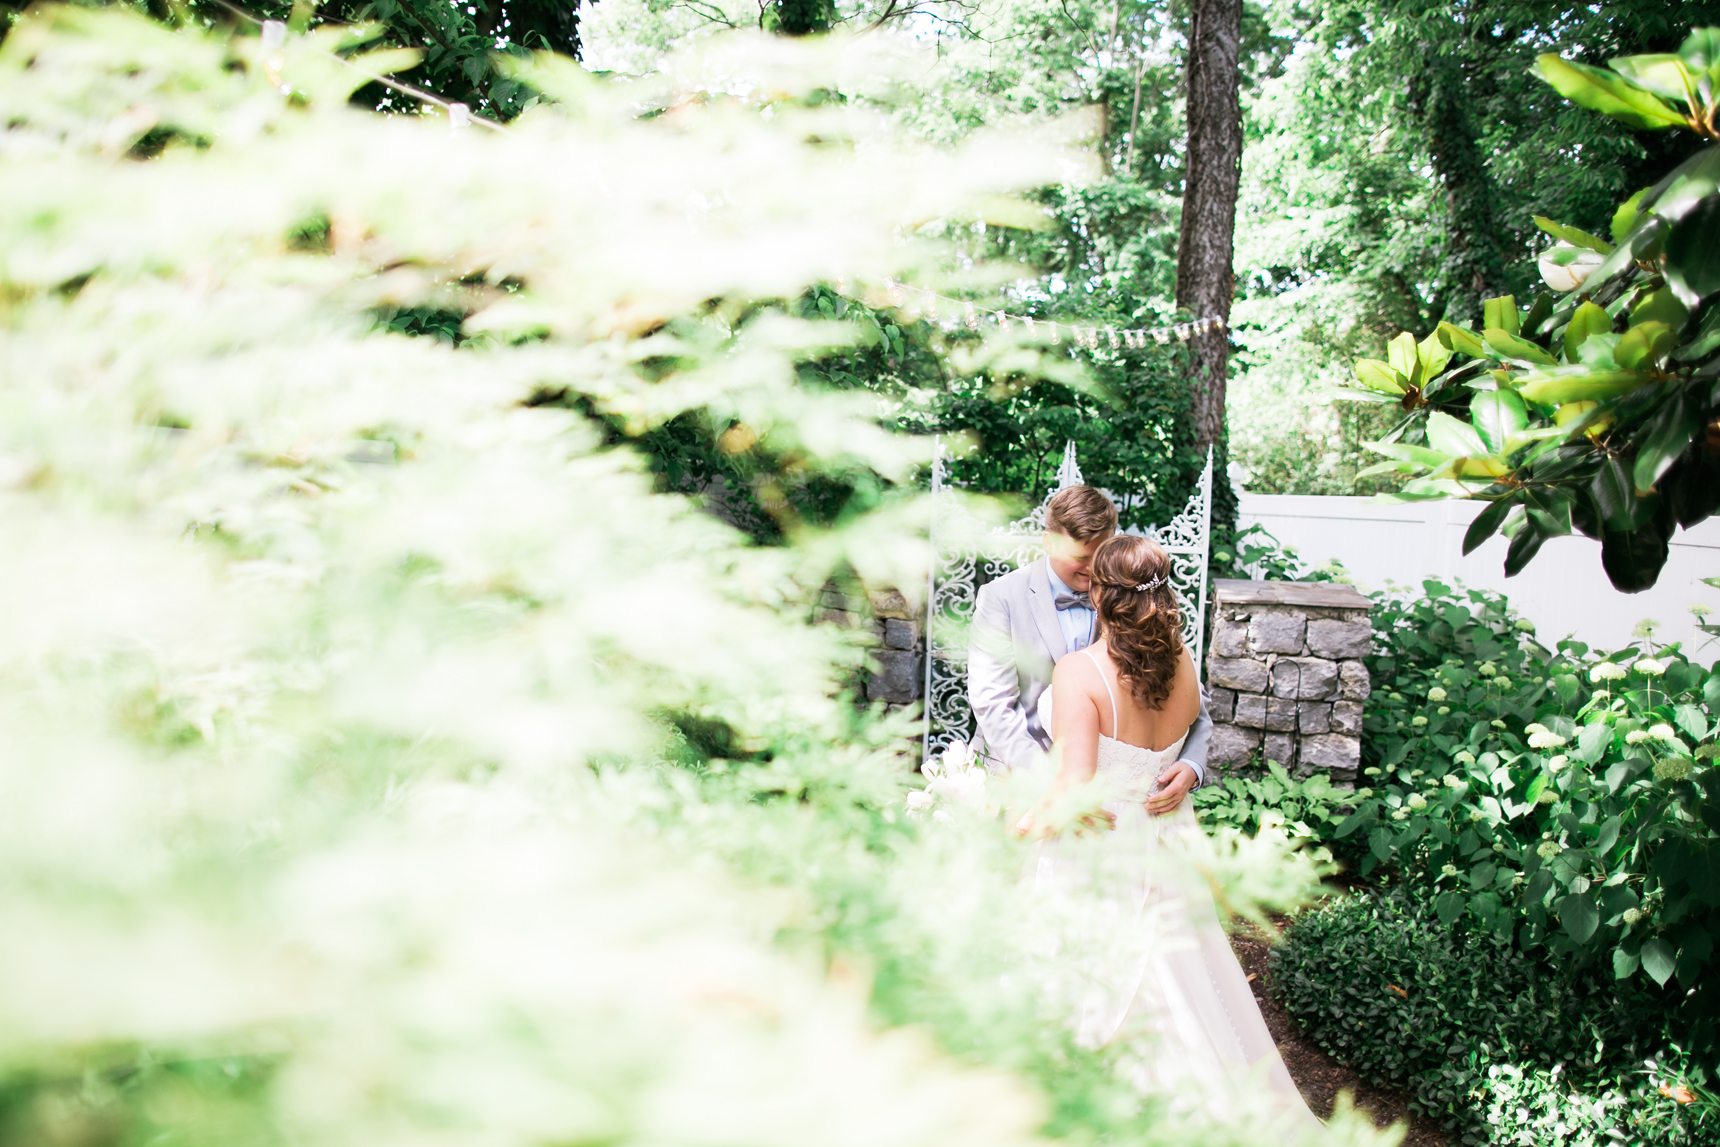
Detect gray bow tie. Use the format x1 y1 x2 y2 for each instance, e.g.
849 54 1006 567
1054 591 1091 611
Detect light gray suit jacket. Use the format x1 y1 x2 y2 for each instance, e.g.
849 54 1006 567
967 556 1213 778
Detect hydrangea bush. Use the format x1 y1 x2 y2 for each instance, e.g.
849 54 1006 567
1332 581 1720 1041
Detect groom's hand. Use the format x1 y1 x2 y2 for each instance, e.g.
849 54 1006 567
1146 762 1197 817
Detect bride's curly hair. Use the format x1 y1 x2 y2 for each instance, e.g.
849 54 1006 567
1090 535 1183 709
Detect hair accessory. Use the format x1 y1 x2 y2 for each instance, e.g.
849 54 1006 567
1133 575 1167 592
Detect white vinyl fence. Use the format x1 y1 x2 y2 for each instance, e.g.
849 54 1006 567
1237 494 1720 657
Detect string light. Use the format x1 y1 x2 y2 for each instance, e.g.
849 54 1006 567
868 279 1226 352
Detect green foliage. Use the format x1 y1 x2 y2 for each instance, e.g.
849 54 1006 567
1327 580 1720 1048
1337 28 1720 591
1273 887 1718 1146
0 11 1385 1147
1194 757 1350 841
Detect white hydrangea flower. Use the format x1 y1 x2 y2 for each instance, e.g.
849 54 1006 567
1428 687 1448 702
1438 706 1452 715
1548 755 1569 772
1494 676 1512 689
904 789 935 813
1626 729 1650 744
1590 662 1627 682
1454 751 1476 765
1412 715 1428 727
1478 662 1498 677
1536 840 1560 859
1441 863 1460 878
1444 774 1466 789
1528 729 1568 749
1650 723 1677 741
1623 907 1644 926
1536 789 1558 804
1407 793 1428 810
1391 809 1409 821
1634 658 1666 677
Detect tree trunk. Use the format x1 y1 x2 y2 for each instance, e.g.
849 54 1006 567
1175 0 1242 452
1412 59 1506 327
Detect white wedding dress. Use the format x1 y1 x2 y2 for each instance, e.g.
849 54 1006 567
1032 650 1322 1136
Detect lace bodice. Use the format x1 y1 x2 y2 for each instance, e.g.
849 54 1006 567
1097 732 1189 804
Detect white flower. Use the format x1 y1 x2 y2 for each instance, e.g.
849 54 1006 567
1548 755 1568 772
1454 751 1476 765
931 808 953 824
1536 789 1558 804
1525 722 1550 735
1634 658 1666 677
1622 907 1644 926
1407 793 1428 810
1650 723 1678 741
1591 662 1627 683
939 740 976 773
1653 757 1693 783
1438 706 1451 715
904 789 935 812
1537 840 1560 859
1441 864 1460 878
1691 604 1714 619
1494 676 1512 689
1412 715 1428 727
1528 730 1568 749
1389 692 1405 702
1626 729 1651 745
1491 719 1508 729
1391 809 1409 820
1478 662 1498 677
1444 774 1467 789
1428 687 1448 702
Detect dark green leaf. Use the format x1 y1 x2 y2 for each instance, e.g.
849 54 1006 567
1463 497 1515 555
1504 515 1548 576
1600 519 1671 592
1558 891 1599 942
1614 947 1640 980
1632 394 1702 492
1532 54 1688 129
1664 194 1720 310
1471 389 1530 453
1641 937 1677 985
1435 890 1464 926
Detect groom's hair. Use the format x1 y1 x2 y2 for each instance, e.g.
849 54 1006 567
1044 486 1118 543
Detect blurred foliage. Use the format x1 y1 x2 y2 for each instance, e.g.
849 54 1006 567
0 9 1380 1147
1274 886 1718 1146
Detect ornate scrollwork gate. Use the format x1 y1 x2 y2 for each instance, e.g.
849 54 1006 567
921 442 1213 762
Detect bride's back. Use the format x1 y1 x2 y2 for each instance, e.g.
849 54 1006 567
1051 535 1198 757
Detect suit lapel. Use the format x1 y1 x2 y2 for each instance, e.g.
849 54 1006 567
1026 558 1067 661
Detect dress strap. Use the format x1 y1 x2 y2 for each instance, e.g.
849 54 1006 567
1083 647 1119 737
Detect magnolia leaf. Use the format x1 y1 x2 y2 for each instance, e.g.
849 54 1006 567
1615 322 1675 371
1533 215 1614 254
1354 358 1407 395
1575 332 1622 370
1471 389 1529 454
1533 54 1690 130
1641 937 1677 986
1664 194 1720 309
1609 53 1702 104
1386 331 1421 384
1484 328 1558 367
1356 459 1422 478
1483 295 1520 337
1375 478 1470 503
1679 28 1720 83
1643 145 1720 225
1367 441 1449 467
1417 331 1452 377
1563 301 1613 360
1631 287 1690 330
1326 385 1405 405
1677 302 1720 362
1612 187 1652 245
1437 322 1489 358
1426 410 1489 458
1632 393 1702 492
1517 368 1646 405
1463 496 1515 554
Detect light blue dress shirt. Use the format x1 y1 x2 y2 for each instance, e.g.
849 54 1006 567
1046 565 1095 653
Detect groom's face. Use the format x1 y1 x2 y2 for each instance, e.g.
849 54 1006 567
1044 529 1110 593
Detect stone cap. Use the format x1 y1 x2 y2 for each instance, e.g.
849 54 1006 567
1213 579 1370 610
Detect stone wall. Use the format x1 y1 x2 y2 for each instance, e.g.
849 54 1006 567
1205 579 1372 782
814 583 924 761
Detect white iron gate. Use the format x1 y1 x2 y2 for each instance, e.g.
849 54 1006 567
921 442 1213 761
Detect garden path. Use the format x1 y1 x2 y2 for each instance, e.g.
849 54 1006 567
1227 923 1448 1147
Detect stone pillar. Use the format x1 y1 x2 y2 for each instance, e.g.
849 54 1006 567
813 582 924 763
1205 579 1370 783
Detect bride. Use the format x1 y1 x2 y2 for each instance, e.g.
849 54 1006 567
1014 534 1323 1136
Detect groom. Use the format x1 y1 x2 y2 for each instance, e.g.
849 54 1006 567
967 484 1212 813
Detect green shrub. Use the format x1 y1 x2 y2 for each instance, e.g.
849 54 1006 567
1327 580 1720 1049
1272 888 1717 1146
1193 757 1350 842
